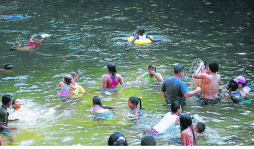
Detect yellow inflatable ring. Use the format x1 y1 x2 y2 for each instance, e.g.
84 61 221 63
127 36 153 45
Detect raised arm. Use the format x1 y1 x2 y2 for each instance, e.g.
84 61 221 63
149 70 163 82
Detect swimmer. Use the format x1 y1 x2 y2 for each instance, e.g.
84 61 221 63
0 14 27 20
234 76 253 95
90 96 114 118
68 71 92 96
151 101 182 134
136 64 163 82
0 94 19 132
102 63 125 88
193 122 205 138
223 79 249 103
180 114 197 146
0 64 14 73
11 35 44 51
108 132 128 146
128 27 164 43
141 135 156 146
12 98 22 111
58 75 75 96
127 96 143 117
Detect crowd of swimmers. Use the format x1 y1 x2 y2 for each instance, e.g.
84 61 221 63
1 59 252 146
1 24 253 145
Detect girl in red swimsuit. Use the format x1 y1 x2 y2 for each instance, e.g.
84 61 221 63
102 63 124 88
180 114 197 146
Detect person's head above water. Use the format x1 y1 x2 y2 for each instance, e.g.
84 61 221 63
171 101 182 114
128 96 142 110
227 79 238 91
63 74 72 85
68 71 78 82
93 96 102 106
180 114 192 131
108 132 128 146
4 64 13 70
12 98 22 110
107 63 117 78
208 61 219 73
174 65 185 78
234 76 248 87
137 27 145 36
148 64 156 72
141 135 156 146
194 122 205 133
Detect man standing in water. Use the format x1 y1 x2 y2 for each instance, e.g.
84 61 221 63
193 61 221 105
161 65 201 107
0 94 19 132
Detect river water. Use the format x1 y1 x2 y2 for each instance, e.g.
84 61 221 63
0 0 254 146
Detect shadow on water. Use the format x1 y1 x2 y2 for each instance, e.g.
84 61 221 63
0 0 254 146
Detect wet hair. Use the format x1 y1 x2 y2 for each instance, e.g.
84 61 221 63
174 65 184 74
93 96 102 106
203 60 209 69
208 61 219 73
228 79 238 91
141 135 156 146
180 114 196 142
68 71 78 81
129 96 142 110
171 101 181 113
148 64 156 72
63 75 72 85
138 27 145 36
2 94 12 105
4 64 13 70
107 63 117 79
108 132 128 146
12 98 17 108
196 122 205 133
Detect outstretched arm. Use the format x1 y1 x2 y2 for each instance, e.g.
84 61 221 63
146 35 161 42
184 86 201 98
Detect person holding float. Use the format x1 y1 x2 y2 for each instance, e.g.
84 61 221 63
127 27 164 44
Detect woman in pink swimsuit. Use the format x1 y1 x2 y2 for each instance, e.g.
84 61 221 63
102 63 124 88
180 114 197 146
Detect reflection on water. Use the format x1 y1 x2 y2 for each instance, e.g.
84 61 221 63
0 0 254 146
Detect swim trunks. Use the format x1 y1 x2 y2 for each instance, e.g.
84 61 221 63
25 42 40 46
197 94 220 105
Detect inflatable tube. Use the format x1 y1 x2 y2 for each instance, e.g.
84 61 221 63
127 36 153 45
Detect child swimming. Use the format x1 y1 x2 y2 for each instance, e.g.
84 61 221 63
0 64 14 73
108 132 128 146
58 75 75 96
234 76 253 95
224 79 250 104
180 114 197 146
127 96 142 117
128 27 163 43
90 96 114 118
136 64 163 82
102 63 124 88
